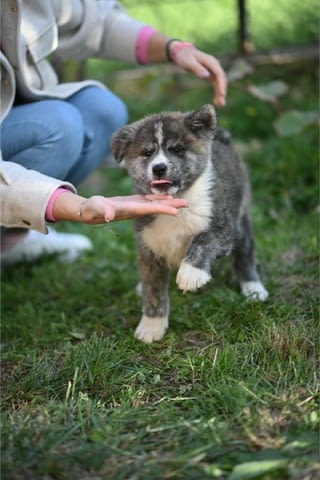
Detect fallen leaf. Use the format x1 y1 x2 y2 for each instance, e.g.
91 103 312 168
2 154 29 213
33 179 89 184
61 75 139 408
274 110 318 136
247 80 288 103
229 459 288 480
68 330 85 340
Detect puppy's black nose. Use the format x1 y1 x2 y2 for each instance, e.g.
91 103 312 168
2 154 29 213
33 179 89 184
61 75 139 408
152 162 167 177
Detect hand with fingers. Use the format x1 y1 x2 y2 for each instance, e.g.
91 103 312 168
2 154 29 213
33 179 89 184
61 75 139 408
79 194 188 224
142 32 228 108
169 41 227 107
52 192 188 225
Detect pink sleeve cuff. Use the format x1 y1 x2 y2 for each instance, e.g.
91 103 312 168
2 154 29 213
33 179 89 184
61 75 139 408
45 187 73 222
135 26 156 64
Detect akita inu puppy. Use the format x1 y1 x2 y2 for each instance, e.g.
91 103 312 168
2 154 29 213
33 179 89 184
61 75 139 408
112 104 268 343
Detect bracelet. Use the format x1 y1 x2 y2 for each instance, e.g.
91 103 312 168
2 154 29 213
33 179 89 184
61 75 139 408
78 200 88 220
165 38 181 62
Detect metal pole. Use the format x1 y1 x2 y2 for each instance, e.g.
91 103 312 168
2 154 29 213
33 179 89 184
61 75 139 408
238 0 254 54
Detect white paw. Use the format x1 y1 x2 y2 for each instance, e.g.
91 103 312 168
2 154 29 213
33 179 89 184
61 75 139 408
134 315 168 343
176 260 211 292
241 281 269 301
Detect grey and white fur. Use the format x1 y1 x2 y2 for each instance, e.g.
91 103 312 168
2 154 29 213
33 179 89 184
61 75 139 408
112 104 268 343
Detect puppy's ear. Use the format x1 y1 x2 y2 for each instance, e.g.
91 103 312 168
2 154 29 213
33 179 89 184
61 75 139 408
111 124 137 164
185 104 217 133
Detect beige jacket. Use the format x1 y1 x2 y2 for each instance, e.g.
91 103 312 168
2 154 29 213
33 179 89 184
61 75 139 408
0 0 145 233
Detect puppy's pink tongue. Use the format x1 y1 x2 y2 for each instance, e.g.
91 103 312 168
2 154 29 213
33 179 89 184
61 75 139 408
151 179 172 186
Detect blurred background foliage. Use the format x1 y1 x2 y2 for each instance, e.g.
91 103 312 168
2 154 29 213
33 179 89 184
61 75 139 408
121 0 318 52
82 0 319 77
80 0 319 118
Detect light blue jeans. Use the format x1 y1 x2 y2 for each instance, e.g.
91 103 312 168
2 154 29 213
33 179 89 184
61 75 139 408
0 86 128 186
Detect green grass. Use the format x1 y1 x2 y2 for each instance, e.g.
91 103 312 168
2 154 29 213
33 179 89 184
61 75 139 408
1 6 319 479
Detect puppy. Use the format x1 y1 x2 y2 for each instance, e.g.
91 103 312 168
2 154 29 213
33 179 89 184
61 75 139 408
112 104 268 343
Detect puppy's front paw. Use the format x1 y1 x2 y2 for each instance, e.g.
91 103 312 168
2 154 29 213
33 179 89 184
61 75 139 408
176 260 211 292
241 281 269 301
134 315 168 343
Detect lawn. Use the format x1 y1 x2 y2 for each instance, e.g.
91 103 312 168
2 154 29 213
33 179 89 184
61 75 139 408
1 2 319 479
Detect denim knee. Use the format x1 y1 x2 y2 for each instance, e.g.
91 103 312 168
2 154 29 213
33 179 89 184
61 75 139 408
1 99 85 181
64 87 128 185
99 89 128 132
43 101 85 175
68 86 128 139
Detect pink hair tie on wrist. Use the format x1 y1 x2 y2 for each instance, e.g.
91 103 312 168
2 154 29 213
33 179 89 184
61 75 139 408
168 41 194 64
45 187 73 222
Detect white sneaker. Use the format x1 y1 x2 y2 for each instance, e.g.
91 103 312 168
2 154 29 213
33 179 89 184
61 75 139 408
1 228 92 266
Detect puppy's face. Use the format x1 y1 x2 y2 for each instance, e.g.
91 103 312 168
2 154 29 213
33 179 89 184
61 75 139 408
112 105 216 195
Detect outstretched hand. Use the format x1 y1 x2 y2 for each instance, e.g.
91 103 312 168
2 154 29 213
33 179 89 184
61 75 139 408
173 45 227 107
79 194 188 224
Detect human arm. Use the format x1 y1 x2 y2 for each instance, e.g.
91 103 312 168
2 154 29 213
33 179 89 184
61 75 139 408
0 161 76 233
0 161 188 232
54 0 227 107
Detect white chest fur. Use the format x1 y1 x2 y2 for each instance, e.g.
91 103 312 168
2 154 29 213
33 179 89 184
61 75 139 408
141 162 214 266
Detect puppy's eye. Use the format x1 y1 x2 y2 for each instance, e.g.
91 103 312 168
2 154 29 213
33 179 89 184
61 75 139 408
141 149 154 158
168 145 185 155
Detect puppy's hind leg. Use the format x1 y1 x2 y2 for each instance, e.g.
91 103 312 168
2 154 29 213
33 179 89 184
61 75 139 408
233 214 268 301
134 249 170 343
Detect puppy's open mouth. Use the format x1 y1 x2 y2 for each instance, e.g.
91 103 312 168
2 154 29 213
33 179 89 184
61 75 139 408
151 179 173 188
150 179 179 195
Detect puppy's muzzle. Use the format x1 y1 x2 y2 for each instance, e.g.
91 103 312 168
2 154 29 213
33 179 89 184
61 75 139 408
150 162 177 193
